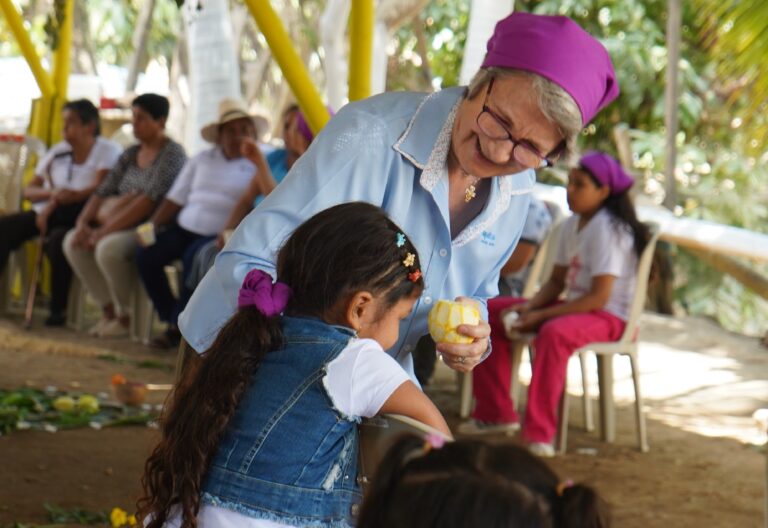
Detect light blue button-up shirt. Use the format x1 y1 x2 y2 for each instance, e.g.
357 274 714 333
179 87 534 377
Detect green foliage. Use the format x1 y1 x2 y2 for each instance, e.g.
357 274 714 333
515 0 767 334
387 0 470 91
44 503 108 525
0 388 155 435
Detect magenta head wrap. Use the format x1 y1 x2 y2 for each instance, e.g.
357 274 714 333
579 151 634 195
295 107 335 143
481 12 619 125
238 269 292 317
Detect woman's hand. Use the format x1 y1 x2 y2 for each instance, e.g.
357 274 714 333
52 188 80 205
500 301 531 320
435 297 491 373
71 224 93 250
511 309 548 333
240 138 266 165
34 202 57 235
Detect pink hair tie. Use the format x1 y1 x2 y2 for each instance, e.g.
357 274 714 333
238 269 292 316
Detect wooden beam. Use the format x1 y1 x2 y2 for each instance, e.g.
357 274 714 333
684 248 768 300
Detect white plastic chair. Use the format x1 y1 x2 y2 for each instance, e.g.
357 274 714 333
555 227 660 454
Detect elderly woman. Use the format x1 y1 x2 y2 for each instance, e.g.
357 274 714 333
179 12 619 377
64 94 187 338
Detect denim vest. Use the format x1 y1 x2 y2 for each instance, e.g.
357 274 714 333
202 316 361 527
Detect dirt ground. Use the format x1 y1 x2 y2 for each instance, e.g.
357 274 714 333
0 312 765 527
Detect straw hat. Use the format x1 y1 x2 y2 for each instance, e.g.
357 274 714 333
200 98 270 143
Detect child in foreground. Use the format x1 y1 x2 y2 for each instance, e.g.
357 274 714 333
357 433 610 528
138 202 450 527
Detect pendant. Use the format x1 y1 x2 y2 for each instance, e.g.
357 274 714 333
464 184 477 202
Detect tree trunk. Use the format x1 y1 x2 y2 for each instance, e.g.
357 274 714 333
125 0 157 93
183 0 241 154
459 0 515 84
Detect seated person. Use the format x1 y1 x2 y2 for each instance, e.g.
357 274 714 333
184 104 319 293
498 195 553 297
135 98 271 348
0 99 121 326
463 152 649 459
63 94 187 338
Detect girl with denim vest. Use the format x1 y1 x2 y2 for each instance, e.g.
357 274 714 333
139 202 451 528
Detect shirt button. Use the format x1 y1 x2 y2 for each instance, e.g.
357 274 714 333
403 344 413 353
439 248 448 257
423 296 432 305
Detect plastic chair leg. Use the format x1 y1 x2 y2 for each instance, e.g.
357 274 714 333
459 372 473 418
628 352 649 452
579 353 595 432
557 376 570 455
509 341 525 411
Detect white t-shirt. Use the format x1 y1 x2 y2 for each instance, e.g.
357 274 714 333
165 147 256 236
555 208 638 320
32 137 122 212
163 338 410 528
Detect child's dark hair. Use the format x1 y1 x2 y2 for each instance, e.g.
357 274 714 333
138 202 425 528
582 167 649 258
357 434 610 528
62 99 101 136
132 93 170 121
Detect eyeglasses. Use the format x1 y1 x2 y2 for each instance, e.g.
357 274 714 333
475 78 561 169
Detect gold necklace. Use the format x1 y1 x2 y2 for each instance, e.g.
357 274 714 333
464 176 480 202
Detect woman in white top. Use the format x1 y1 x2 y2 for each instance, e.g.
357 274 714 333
135 98 271 349
466 152 650 458
0 99 121 326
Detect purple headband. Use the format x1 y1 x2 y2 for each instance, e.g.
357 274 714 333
295 106 335 143
481 12 619 125
579 151 634 195
238 269 292 317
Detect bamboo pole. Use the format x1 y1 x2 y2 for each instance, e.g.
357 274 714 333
0 0 55 98
50 0 74 144
242 0 330 135
348 0 374 101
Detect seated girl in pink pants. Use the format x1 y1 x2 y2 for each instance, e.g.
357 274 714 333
462 151 650 457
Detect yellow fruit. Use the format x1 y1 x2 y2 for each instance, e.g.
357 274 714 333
52 396 76 412
76 394 100 414
427 300 480 344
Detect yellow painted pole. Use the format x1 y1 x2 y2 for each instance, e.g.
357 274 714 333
242 0 330 135
50 0 74 144
348 0 374 101
0 0 55 98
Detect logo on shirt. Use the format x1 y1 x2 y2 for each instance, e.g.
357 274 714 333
480 231 496 247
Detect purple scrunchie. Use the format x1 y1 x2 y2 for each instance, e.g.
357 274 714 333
237 269 292 317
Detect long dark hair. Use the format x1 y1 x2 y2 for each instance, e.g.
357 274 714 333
583 168 649 258
138 202 425 528
357 434 610 528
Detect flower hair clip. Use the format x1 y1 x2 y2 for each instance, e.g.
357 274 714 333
423 432 446 451
403 252 415 267
408 269 422 282
396 232 406 248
